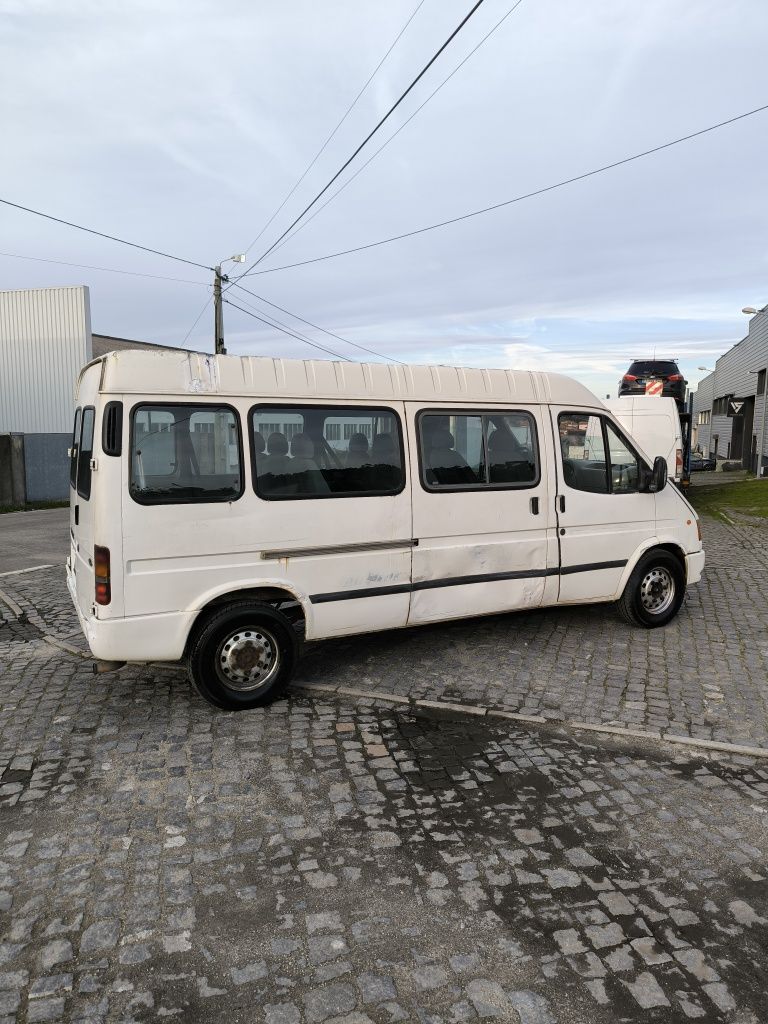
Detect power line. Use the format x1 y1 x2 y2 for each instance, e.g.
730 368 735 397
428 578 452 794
0 250 209 286
240 101 768 277
244 0 427 255
268 0 527 262
181 294 214 347
224 298 351 360
238 0 489 276
231 281 402 363
0 197 212 271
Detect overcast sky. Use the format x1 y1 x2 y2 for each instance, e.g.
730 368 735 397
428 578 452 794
2 0 767 398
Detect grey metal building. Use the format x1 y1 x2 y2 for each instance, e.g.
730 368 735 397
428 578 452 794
1 286 175 503
692 305 768 473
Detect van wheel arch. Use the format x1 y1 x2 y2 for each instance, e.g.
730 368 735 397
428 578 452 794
652 543 687 580
185 588 307 659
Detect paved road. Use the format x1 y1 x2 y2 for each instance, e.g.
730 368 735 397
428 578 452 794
1 519 768 1021
0 508 68 574
0 663 766 1024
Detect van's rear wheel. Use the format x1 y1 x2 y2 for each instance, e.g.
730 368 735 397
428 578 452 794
618 550 685 628
188 601 298 710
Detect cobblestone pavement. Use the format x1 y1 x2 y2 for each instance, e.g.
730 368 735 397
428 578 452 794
1 652 768 1024
1 516 768 750
2 516 768 1021
295 516 768 749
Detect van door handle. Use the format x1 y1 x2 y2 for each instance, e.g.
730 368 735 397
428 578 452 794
530 497 539 515
74 505 80 526
558 495 565 513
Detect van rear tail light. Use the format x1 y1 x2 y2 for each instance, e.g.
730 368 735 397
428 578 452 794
622 374 638 381
94 545 111 605
676 448 683 476
667 374 683 381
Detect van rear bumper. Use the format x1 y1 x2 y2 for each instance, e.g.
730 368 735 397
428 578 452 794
84 613 193 663
66 568 192 662
686 550 705 586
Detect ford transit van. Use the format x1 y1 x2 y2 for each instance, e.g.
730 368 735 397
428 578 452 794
67 351 705 710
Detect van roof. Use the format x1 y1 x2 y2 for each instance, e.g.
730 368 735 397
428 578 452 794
80 348 603 408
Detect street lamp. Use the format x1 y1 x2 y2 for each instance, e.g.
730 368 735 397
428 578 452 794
214 254 247 355
697 366 714 372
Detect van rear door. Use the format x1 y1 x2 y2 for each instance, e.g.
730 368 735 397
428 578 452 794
70 364 102 618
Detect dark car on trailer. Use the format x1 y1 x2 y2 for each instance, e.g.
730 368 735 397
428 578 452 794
618 359 687 405
689 451 717 472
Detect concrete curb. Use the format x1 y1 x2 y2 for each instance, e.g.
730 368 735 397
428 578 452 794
0 587 27 623
294 683 768 761
19 632 768 762
42 635 90 658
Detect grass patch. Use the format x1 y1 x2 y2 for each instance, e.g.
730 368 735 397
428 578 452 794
688 479 768 521
0 500 68 515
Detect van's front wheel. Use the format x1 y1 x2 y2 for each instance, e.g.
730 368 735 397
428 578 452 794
618 550 685 628
188 601 298 710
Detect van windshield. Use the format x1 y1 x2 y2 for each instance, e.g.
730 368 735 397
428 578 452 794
130 404 242 504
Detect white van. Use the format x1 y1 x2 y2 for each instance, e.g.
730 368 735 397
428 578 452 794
606 397 683 484
67 350 704 710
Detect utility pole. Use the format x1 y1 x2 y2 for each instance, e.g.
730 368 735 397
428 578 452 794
212 254 247 355
213 265 227 355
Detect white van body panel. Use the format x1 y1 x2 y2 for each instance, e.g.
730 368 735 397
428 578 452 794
605 397 682 482
65 351 705 665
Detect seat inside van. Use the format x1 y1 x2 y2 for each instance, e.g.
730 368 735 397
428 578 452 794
425 429 478 486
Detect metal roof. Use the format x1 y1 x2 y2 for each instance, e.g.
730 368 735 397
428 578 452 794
81 348 603 409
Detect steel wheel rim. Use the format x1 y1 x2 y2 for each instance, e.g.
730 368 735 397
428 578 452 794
216 627 280 692
639 567 675 615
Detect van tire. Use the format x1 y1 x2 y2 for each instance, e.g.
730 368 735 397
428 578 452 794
187 601 298 710
618 550 685 628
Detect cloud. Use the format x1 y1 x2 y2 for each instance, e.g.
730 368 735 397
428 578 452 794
1 0 767 401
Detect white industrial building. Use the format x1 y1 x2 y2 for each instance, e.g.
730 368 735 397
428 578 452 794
692 305 768 474
0 285 175 502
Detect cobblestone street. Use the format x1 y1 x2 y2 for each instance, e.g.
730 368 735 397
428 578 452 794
1 514 768 1022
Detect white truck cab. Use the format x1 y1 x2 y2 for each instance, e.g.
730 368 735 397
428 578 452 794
67 350 705 710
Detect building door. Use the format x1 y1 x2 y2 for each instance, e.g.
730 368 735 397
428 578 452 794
740 398 755 469
731 411 745 461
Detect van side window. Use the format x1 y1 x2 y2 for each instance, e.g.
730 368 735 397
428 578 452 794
76 407 96 500
250 405 404 499
558 413 609 493
130 404 242 504
70 408 81 489
419 411 539 490
606 420 640 493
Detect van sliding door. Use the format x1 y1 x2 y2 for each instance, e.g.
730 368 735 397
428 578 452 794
408 405 553 625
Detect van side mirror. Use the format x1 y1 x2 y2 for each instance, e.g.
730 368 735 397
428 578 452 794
648 455 667 493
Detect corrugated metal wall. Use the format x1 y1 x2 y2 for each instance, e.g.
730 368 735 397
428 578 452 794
0 286 92 433
689 310 768 465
